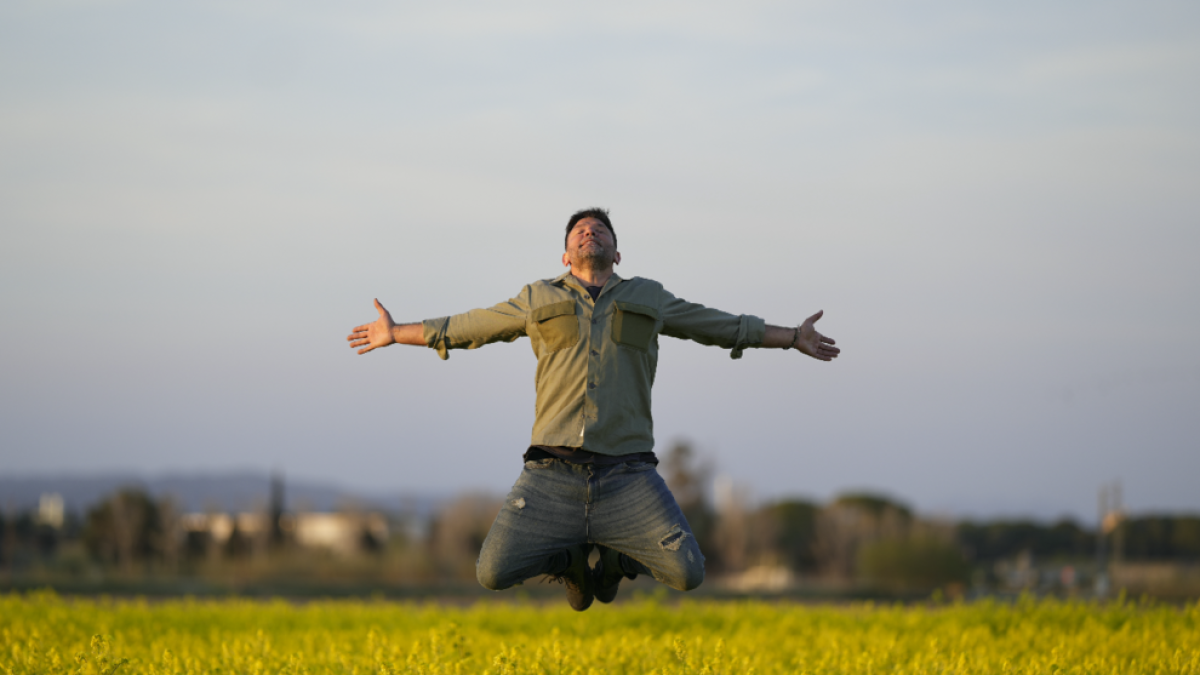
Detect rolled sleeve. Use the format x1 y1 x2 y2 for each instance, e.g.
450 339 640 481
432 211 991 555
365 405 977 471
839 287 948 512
422 291 532 360
422 316 452 360
659 290 766 359
729 313 767 360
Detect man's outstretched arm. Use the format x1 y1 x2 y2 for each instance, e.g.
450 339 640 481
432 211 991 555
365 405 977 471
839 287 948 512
659 290 841 361
761 310 841 361
347 299 426 355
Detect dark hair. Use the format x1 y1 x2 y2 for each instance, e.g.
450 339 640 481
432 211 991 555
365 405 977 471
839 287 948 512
565 208 616 250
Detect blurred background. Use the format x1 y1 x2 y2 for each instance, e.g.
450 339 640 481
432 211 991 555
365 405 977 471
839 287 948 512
2 0 1198 598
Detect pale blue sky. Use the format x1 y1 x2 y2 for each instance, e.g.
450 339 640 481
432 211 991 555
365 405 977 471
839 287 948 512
2 1 1198 520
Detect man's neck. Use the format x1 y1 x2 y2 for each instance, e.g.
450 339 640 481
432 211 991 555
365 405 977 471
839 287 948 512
569 266 615 288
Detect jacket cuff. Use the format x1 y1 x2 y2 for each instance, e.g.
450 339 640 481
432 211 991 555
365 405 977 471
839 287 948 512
423 317 451 360
730 314 766 360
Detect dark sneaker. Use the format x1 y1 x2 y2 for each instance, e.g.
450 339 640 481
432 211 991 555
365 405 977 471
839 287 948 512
549 544 594 611
593 545 632 604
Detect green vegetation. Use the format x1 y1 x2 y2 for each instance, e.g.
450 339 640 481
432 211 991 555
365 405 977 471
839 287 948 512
3 592 1200 674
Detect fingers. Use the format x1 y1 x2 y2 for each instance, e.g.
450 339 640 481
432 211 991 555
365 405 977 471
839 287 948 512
815 343 840 360
348 331 376 353
348 300 391 354
806 309 824 324
798 326 841 361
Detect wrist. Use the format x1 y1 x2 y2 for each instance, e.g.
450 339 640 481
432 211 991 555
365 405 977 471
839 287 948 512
789 326 801 351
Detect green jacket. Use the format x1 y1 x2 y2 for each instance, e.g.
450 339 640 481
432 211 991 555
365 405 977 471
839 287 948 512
422 271 766 456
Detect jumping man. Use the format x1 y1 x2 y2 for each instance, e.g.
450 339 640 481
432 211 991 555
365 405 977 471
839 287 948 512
346 208 840 610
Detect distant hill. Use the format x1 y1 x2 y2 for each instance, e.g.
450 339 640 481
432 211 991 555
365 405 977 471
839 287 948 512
0 472 444 516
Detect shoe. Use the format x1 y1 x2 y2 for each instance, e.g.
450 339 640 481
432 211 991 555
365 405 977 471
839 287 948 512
593 545 631 604
549 544 594 611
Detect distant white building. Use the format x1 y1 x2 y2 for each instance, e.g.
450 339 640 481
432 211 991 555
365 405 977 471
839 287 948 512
722 564 797 592
36 493 65 528
181 510 388 556
288 512 388 553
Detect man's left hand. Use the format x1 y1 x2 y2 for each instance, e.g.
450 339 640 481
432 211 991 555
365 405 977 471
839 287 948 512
793 310 840 361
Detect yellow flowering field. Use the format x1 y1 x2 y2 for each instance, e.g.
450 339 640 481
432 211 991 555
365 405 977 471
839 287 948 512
3 591 1199 674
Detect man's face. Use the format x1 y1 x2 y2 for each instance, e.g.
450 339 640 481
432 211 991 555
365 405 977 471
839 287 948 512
564 217 619 270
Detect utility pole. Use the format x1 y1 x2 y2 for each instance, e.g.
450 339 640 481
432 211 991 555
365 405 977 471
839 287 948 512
1095 480 1125 599
1 501 13 582
1111 481 1124 590
1096 484 1109 598
269 470 285 550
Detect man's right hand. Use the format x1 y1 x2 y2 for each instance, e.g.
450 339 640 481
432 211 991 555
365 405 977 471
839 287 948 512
347 299 396 355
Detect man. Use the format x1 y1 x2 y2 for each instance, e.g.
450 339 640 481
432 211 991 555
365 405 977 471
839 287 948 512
347 208 840 610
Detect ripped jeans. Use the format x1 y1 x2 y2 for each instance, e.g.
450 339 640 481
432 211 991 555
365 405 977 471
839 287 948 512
476 457 706 592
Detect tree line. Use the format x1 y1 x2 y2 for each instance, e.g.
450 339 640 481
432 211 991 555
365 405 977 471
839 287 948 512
3 444 1199 592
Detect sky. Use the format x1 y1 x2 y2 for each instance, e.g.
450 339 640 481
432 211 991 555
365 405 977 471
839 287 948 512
2 0 1198 522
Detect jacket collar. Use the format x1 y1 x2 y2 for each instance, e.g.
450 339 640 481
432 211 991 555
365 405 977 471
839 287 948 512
554 270 624 298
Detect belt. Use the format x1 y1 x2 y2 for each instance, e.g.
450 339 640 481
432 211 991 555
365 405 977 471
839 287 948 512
524 445 659 466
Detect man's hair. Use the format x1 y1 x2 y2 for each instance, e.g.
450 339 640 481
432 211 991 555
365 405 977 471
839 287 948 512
565 208 616 250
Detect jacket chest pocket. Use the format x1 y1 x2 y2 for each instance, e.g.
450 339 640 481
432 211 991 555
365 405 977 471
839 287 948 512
532 300 580 353
611 301 659 352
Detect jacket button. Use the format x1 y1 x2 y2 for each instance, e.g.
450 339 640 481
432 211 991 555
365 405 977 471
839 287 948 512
591 318 598 324
591 350 599 356
588 383 596 389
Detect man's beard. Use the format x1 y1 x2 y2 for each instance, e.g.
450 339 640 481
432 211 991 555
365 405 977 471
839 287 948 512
573 242 614 270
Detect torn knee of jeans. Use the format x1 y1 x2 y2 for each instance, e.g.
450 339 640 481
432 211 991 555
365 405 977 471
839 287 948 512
512 497 526 509
660 524 691 551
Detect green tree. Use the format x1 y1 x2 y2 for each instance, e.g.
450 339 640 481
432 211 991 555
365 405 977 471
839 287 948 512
83 488 162 574
858 536 969 591
833 493 912 521
661 441 717 564
762 499 820 572
1122 515 1200 560
956 519 1092 563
